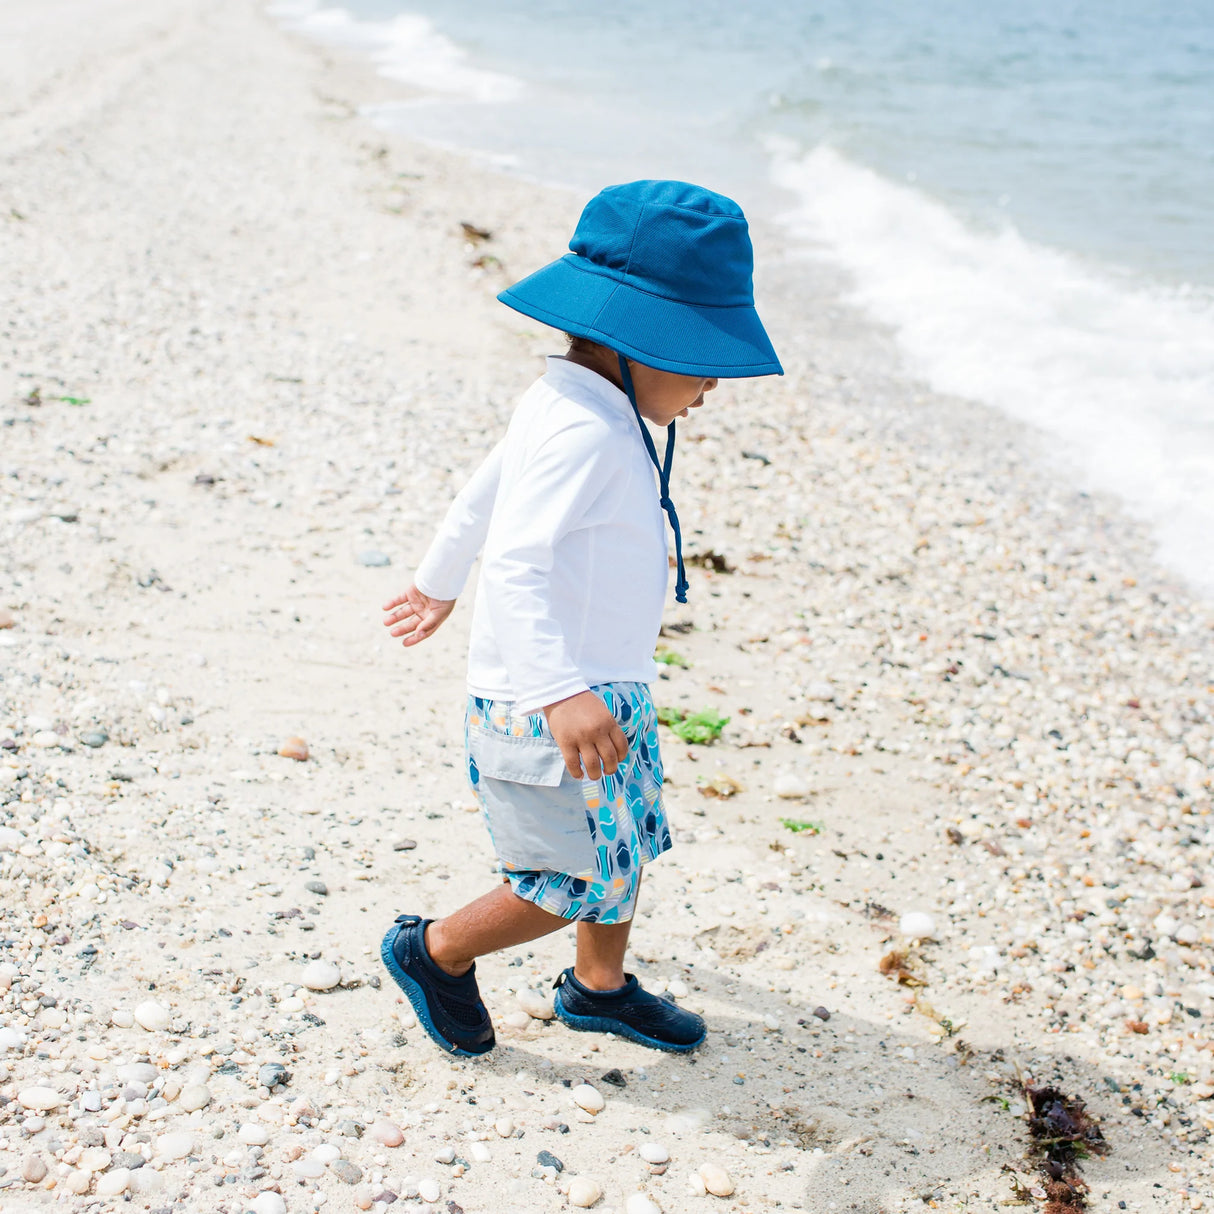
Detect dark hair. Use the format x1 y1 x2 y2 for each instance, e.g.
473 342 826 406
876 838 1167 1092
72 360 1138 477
565 333 606 357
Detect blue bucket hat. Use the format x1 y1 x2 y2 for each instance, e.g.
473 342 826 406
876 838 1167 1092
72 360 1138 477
497 179 782 379
497 180 782 605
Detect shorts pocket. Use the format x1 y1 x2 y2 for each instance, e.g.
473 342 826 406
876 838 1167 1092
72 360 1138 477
467 726 597 876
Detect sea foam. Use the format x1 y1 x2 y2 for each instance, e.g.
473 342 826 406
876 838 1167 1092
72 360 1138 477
268 1 522 104
773 144 1214 593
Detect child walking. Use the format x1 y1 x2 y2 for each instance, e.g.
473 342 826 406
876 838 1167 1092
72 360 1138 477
379 179 781 1057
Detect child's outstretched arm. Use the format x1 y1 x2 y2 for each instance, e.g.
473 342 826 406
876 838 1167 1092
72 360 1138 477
382 439 503 649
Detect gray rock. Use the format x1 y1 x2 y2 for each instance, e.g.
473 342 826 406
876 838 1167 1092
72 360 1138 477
356 551 390 567
536 1149 564 1172
81 732 108 748
257 1063 288 1090
335 1119 363 1138
331 1159 363 1184
305 880 327 896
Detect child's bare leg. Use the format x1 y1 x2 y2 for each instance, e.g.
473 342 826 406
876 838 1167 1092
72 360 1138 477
426 884 566 978
574 918 633 990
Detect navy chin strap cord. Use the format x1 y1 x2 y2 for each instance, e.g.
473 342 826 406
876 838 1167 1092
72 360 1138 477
618 354 689 604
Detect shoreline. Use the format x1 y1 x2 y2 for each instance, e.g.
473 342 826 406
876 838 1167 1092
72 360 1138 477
1 2 1211 1212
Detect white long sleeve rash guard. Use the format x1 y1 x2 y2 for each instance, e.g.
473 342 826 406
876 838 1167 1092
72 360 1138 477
414 357 668 716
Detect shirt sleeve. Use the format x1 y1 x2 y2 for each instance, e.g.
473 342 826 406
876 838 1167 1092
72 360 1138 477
413 439 504 601
481 418 622 716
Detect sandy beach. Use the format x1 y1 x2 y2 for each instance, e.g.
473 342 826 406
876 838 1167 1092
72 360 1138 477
1 2 1212 1212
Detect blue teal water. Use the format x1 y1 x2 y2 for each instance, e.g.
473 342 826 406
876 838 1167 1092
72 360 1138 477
273 0 1214 592
341 0 1214 285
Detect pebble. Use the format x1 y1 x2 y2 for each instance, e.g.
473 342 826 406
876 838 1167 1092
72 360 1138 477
134 998 171 1031
116 1061 157 1083
774 770 812 799
638 1143 669 1165
179 1083 211 1111
239 1123 271 1145
537 1149 564 1172
22 1155 48 1183
494 1116 515 1137
258 1062 289 1089
571 1083 605 1114
899 911 936 939
0 1026 26 1050
312 1144 342 1164
17 1086 62 1111
569 1177 602 1207
418 1177 441 1202
332 1159 364 1184
369 1119 404 1147
155 1131 195 1160
278 736 309 761
698 1162 736 1197
357 550 391 566
469 1142 492 1163
79 1147 112 1172
81 731 108 747
626 1195 662 1214
434 1146 456 1164
301 959 341 990
251 1193 287 1214
96 1168 131 1197
517 986 555 1019
66 1170 91 1195
305 879 328 895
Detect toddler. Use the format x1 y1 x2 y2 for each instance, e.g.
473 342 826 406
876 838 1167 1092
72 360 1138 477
380 179 781 1056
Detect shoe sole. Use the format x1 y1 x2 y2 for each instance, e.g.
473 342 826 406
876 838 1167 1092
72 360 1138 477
552 987 706 1054
379 925 494 1058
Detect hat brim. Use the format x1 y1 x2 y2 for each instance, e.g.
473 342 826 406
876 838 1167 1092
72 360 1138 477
497 256 783 378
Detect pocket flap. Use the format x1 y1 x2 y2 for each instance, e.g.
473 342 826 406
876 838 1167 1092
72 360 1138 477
469 725 567 787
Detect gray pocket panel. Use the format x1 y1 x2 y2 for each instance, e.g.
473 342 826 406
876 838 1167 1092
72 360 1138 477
468 727 596 876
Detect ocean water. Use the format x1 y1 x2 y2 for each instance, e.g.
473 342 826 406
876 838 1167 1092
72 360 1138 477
271 0 1214 593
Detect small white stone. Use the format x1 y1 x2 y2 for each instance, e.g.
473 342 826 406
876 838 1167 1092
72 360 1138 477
502 1010 532 1030
638 1143 669 1165
686 1171 708 1196
239 1123 271 1145
899 911 936 939
17 1086 62 1111
773 770 811 799
95 1168 131 1197
698 1162 735 1196
311 1143 342 1164
666 979 689 998
111 1009 135 1028
494 1116 514 1138
569 1177 602 1207
66 1170 92 1195
0 1026 27 1051
250 1193 287 1214
32 730 62 748
517 987 555 1020
129 1168 165 1195
78 1147 112 1172
418 1177 441 1203
294 1160 326 1180
178 1084 211 1112
469 1142 492 1163
155 1131 195 1160
369 1119 404 1147
571 1083 605 1114
301 960 341 991
434 1146 456 1164
279 996 305 1014
134 1000 171 1032
626 1194 662 1214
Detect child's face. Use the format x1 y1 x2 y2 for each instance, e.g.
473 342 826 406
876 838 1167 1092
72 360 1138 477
630 364 718 427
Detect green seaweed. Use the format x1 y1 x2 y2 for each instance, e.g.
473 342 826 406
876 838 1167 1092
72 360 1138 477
657 706 728 744
779 817 823 835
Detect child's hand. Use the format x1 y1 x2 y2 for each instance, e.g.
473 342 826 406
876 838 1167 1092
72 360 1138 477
544 691 629 781
382 586 456 647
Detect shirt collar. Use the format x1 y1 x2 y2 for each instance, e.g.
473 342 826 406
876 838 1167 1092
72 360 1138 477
543 355 632 415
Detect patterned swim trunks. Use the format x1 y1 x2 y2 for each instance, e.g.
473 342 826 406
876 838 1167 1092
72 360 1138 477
465 682 671 924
